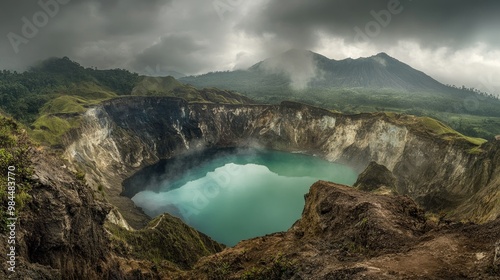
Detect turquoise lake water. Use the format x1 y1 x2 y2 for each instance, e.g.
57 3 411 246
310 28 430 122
131 149 358 246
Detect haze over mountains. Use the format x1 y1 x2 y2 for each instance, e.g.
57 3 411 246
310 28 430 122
1 51 499 141
180 49 500 139
181 49 478 94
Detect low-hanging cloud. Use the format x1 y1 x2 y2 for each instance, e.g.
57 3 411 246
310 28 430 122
259 50 322 90
0 0 499 94
239 0 500 50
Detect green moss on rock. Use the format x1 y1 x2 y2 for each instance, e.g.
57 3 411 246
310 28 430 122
106 213 224 269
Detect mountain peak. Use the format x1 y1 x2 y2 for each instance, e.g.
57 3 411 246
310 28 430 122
253 49 331 69
277 49 324 60
367 52 396 63
374 52 391 58
184 49 448 92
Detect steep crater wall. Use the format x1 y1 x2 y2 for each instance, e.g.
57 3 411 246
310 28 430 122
63 97 500 228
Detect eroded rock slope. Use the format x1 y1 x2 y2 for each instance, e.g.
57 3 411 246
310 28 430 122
183 181 500 279
64 97 500 226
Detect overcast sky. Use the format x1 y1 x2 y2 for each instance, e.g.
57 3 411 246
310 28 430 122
0 0 499 94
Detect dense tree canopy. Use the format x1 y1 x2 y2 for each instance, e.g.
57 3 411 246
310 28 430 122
0 57 139 123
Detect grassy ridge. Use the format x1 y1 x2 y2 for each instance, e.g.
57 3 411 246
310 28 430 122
29 84 118 146
383 113 487 147
181 68 500 140
132 76 254 104
0 58 255 147
106 214 224 269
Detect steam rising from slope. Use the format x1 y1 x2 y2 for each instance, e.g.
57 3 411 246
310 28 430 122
259 50 322 90
372 56 387 67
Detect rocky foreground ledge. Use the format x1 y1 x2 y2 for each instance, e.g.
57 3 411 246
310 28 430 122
0 148 224 279
1 149 499 279
2 99 500 279
184 181 500 279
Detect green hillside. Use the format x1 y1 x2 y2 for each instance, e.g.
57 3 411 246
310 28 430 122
181 50 500 139
0 115 32 224
132 76 254 104
1 55 497 147
0 57 138 124
0 57 255 147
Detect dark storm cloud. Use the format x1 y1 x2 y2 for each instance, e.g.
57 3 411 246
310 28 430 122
0 0 499 94
85 0 169 35
130 34 208 74
239 0 500 50
127 0 251 75
0 0 171 70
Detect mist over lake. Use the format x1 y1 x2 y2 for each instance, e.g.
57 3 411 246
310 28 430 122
131 149 358 246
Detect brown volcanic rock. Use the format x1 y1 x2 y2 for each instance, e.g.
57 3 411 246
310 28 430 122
0 148 223 279
353 161 397 192
183 181 500 279
0 150 120 279
183 181 431 279
292 181 427 255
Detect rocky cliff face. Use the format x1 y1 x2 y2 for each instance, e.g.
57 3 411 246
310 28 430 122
354 161 398 192
0 149 124 279
6 96 499 279
184 181 500 279
0 147 224 280
64 97 499 226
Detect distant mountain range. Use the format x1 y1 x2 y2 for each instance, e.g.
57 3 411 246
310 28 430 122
1 53 499 140
181 49 468 94
0 57 253 146
180 49 500 139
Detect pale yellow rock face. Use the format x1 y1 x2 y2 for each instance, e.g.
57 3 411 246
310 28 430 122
63 97 499 227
